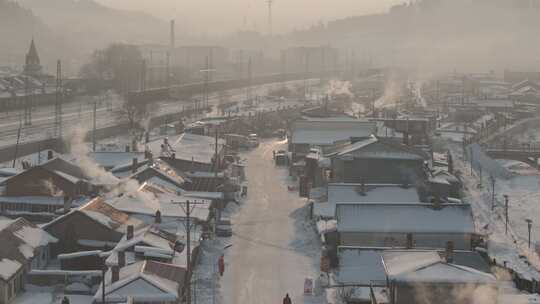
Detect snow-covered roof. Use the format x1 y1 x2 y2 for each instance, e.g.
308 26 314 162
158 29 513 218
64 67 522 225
0 259 22 281
44 197 146 234
330 183 420 203
0 217 57 281
337 248 386 285
313 184 420 218
105 226 180 266
0 196 65 206
336 203 475 234
382 251 496 284
170 132 225 164
326 136 427 160
109 183 211 224
87 152 146 170
290 120 376 145
94 260 186 303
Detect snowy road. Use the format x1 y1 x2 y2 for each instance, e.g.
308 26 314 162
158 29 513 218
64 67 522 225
222 139 321 304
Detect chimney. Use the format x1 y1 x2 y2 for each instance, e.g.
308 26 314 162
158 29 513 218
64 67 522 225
111 266 120 283
63 196 71 214
117 251 126 267
170 19 175 49
445 241 454 263
145 132 150 144
125 145 130 152
126 225 134 240
131 158 138 174
155 210 162 224
47 150 54 160
406 233 413 249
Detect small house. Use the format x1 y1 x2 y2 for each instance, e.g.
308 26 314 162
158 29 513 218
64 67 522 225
0 217 57 304
289 119 376 160
93 260 187 304
381 251 497 304
2 157 95 197
335 203 475 250
326 136 428 184
43 197 145 256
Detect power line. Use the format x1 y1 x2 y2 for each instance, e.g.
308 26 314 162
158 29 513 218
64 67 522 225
54 60 62 138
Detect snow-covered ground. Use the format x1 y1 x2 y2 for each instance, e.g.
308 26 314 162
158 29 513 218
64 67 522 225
449 142 540 281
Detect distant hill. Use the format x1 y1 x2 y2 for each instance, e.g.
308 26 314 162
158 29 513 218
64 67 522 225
290 0 540 72
0 0 55 69
12 0 168 74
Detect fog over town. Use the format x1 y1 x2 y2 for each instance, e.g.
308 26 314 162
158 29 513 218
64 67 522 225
2 0 540 304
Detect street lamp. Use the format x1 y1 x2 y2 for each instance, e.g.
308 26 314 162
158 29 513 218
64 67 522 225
504 194 509 235
526 219 533 249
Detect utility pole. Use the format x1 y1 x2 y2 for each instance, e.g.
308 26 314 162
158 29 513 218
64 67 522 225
186 200 192 304
93 100 97 152
54 60 63 138
101 265 106 304
214 127 219 178
267 0 274 36
166 52 170 88
526 219 533 249
490 175 496 211
12 116 22 168
246 56 252 104
304 50 310 99
174 200 206 304
24 76 32 126
504 194 509 235
204 56 210 110
140 59 147 91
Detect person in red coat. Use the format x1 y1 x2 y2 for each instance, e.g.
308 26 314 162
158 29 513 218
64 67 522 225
218 255 225 276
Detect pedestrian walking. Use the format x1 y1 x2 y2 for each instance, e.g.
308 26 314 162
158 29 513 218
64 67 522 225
283 293 292 304
218 255 225 276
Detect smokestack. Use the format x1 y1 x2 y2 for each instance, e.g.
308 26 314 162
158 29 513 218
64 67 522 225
47 150 54 160
155 210 162 224
117 251 125 267
145 132 150 144
445 241 454 263
111 266 120 283
170 20 175 49
126 225 134 240
132 158 138 174
63 196 71 214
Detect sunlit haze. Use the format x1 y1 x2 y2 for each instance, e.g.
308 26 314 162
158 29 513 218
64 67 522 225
96 0 402 33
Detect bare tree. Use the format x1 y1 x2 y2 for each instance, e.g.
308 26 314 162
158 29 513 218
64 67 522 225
117 97 154 139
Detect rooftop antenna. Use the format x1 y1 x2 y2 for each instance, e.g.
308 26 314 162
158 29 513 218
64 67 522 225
267 0 274 36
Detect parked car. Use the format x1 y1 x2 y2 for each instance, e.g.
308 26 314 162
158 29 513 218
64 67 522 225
275 150 288 166
248 133 259 147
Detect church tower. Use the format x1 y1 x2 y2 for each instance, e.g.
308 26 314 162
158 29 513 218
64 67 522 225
24 38 43 76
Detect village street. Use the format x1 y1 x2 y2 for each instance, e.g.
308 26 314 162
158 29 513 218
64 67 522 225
221 139 322 304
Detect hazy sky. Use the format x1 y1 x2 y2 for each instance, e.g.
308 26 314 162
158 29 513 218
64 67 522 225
96 0 402 34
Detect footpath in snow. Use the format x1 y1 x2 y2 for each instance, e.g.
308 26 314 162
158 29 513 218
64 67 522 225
203 139 323 304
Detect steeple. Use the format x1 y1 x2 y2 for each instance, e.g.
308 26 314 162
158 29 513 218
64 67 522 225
24 38 42 76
